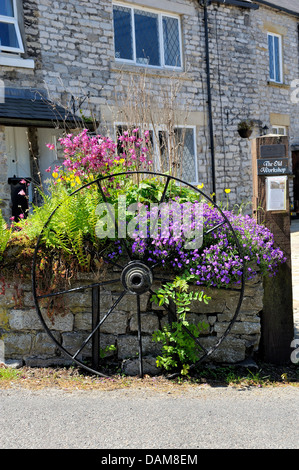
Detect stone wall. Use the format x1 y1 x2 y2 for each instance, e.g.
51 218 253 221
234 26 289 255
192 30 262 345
1 1 299 213
0 272 263 374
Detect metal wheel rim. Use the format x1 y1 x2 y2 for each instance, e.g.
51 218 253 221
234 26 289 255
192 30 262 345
32 171 245 377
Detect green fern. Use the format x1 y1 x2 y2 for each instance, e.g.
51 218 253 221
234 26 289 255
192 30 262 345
0 210 11 259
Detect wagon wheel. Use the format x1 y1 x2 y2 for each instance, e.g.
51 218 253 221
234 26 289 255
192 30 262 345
32 171 245 378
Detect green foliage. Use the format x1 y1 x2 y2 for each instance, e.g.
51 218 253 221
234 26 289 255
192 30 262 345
100 344 117 359
151 274 210 374
152 320 209 375
0 367 20 380
0 210 11 260
121 177 202 207
12 181 104 269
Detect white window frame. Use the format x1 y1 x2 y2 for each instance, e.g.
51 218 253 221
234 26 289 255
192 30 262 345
267 32 283 84
0 0 24 54
113 3 183 70
272 125 287 135
114 123 198 184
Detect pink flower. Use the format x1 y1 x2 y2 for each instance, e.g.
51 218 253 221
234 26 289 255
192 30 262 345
47 143 55 150
45 166 52 173
18 190 26 196
19 214 24 219
20 179 27 184
9 216 14 221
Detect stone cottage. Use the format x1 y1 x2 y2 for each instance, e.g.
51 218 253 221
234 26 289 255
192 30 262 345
0 0 298 218
0 0 298 371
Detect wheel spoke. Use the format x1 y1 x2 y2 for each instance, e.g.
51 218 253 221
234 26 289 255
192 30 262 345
102 256 124 271
153 276 173 283
97 180 132 260
205 220 226 235
36 278 121 300
159 175 171 204
149 176 171 242
150 252 171 270
91 286 100 371
136 294 143 378
72 290 127 360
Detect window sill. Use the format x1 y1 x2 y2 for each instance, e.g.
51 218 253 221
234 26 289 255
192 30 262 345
0 55 35 69
111 60 191 80
267 81 290 89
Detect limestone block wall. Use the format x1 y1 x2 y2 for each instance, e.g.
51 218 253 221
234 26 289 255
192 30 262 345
1 1 299 214
0 272 263 374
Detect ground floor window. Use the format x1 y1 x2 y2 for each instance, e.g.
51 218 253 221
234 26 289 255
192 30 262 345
115 124 198 184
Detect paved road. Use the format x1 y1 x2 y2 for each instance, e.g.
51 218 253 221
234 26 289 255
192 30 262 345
0 386 298 449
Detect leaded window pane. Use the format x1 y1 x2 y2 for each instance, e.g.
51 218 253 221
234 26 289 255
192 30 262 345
163 16 181 67
134 9 160 66
175 128 196 182
113 5 133 61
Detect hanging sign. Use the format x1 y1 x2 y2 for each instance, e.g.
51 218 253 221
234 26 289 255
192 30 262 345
260 144 286 158
257 158 289 175
266 175 287 211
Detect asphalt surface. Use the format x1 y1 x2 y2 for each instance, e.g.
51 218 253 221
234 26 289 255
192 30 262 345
0 385 298 449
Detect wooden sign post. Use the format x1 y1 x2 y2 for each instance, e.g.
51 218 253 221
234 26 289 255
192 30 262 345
252 135 294 364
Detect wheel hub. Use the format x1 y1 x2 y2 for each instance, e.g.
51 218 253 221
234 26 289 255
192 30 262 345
121 261 153 294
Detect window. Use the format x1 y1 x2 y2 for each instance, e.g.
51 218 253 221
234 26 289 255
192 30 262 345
268 32 283 83
115 124 198 183
0 0 24 53
272 125 287 135
113 4 182 69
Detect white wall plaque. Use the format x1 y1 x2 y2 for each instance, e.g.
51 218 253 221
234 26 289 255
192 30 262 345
266 175 287 211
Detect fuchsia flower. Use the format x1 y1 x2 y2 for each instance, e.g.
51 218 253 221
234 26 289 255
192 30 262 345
18 190 26 196
56 128 152 181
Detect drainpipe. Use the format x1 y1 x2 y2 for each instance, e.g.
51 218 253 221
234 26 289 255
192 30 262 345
200 0 216 202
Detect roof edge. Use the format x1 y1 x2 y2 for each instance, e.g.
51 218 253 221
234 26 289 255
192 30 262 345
209 0 259 9
252 0 299 17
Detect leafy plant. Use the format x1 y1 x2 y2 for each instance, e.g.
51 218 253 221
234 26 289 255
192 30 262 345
237 119 254 131
152 274 210 374
0 210 11 260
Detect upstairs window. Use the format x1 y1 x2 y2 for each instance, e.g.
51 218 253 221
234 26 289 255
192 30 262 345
0 0 24 53
268 32 283 84
113 3 182 69
272 125 287 135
